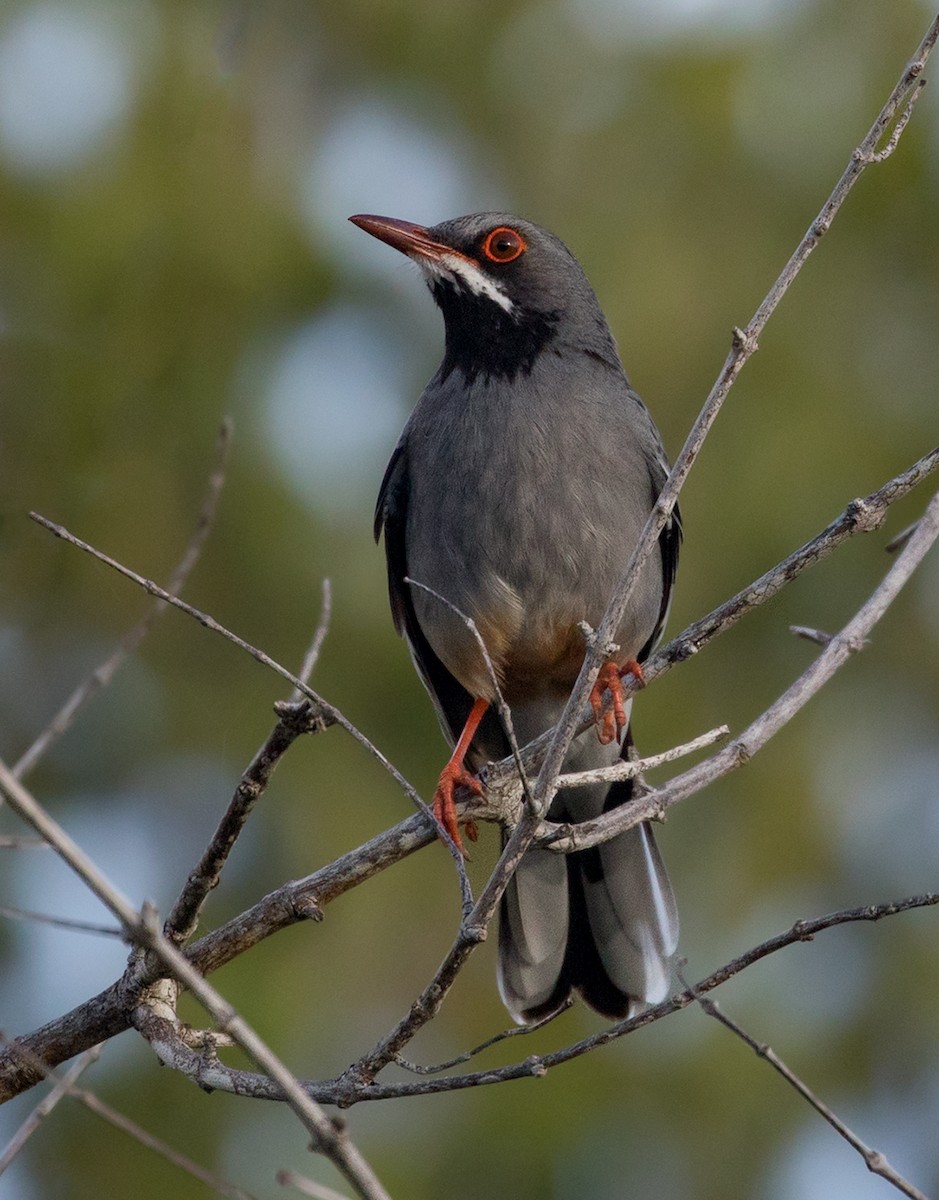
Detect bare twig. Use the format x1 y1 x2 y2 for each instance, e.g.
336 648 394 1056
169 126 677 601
529 16 938 821
28 512 431 830
404 576 529 909
645 445 939 683
540 486 939 852
12 420 232 783
0 762 391 1200
277 1170 354 1200
3 459 935 1099
0 1035 258 1199
689 992 929 1200
343 482 939 1081
789 625 837 646
474 446 938 824
164 698 328 947
24 896 932 1108
393 1000 573 1075
165 584 338 947
0 1048 100 1174
341 26 939 1084
290 578 333 700
2 466 935 1102
0 906 122 938
553 725 729 790
405 577 534 812
885 520 920 553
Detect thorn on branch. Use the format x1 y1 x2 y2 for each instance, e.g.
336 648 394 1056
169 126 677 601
274 698 334 735
845 496 882 533
885 521 919 553
293 896 324 923
790 625 868 653
731 326 758 354
523 1055 547 1078
459 922 488 944
790 625 835 647
731 739 752 766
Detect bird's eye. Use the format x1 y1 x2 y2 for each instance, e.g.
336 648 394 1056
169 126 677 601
481 226 527 264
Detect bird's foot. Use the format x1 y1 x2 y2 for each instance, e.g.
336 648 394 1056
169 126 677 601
433 761 482 856
590 659 645 745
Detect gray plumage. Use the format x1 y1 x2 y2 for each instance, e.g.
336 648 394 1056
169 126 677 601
359 211 680 1023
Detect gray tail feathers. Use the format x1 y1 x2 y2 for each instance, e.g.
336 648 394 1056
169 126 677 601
498 785 678 1025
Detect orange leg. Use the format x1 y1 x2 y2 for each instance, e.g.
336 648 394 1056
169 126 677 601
433 697 489 854
589 659 645 745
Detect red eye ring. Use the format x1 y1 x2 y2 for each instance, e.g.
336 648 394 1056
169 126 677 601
481 226 527 264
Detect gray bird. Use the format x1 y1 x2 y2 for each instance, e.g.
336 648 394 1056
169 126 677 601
351 212 681 1024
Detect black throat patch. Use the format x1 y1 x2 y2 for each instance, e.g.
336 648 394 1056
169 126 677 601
432 279 561 385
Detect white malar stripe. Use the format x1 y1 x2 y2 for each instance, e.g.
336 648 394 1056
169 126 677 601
417 252 515 314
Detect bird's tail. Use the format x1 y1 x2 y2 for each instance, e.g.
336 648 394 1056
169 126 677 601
498 736 678 1024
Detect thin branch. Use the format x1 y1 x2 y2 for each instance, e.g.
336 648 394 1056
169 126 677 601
645 445 939 684
0 1035 258 1200
540 486 939 852
404 576 530 909
2 453 934 1098
12 420 233 782
164 698 327 947
290 578 333 700
789 625 839 647
526 15 939 824
28 512 431 829
319 489 939 1086
0 906 122 938
0 1048 100 1174
0 762 391 1200
864 76 927 163
553 724 728 789
475 446 939 823
393 1000 573 1075
886 521 920 553
355 18 939 1069
277 1170 354 1200
38 896 935 1108
1 467 934 1102
405 577 534 813
690 992 928 1200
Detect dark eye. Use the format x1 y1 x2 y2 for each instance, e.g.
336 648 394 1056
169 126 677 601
481 226 527 264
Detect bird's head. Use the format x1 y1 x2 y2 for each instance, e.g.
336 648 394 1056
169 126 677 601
349 212 620 383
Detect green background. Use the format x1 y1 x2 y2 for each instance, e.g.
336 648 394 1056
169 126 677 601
1 1 937 1197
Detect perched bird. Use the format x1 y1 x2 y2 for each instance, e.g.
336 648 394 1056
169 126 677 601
351 212 680 1024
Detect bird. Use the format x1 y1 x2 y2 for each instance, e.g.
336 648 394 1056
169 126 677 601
350 211 681 1024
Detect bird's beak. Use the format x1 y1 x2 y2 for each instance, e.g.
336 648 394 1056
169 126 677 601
349 214 458 264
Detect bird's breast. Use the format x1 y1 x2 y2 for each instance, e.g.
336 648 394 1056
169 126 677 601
403 367 661 701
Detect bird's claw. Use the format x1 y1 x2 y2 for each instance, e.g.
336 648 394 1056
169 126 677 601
590 659 645 745
433 761 482 856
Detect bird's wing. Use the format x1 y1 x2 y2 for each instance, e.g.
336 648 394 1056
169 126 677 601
639 416 682 662
375 436 480 749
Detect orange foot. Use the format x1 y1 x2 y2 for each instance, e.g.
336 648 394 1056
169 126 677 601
589 659 646 745
431 697 489 855
433 761 482 856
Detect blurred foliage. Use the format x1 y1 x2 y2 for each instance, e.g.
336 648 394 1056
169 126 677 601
0 1 937 1198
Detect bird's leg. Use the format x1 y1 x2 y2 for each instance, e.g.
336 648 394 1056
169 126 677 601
433 697 489 854
590 659 645 745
